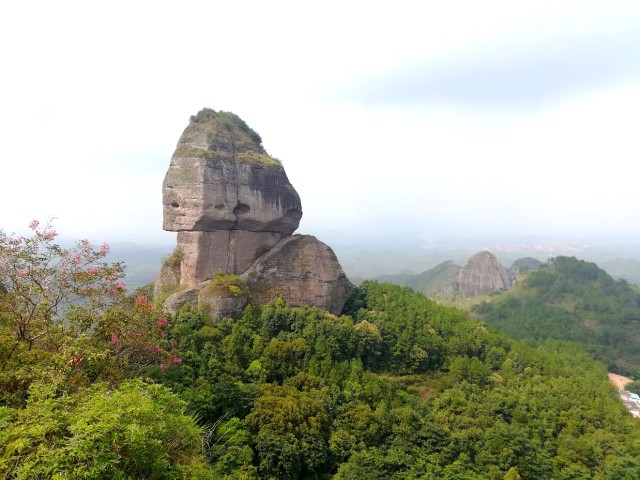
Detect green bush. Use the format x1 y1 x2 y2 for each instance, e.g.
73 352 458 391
0 379 213 479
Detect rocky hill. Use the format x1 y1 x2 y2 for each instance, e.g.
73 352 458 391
458 250 511 297
474 256 640 377
155 108 352 317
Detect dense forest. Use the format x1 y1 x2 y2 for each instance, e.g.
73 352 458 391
474 256 640 378
1 226 639 479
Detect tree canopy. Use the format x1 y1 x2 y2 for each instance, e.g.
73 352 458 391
1 227 639 479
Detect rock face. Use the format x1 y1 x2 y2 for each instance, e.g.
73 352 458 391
458 251 511 297
243 235 353 315
177 230 281 284
155 108 352 317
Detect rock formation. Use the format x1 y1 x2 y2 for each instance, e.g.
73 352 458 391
508 257 544 283
155 108 352 316
243 235 352 315
458 251 511 297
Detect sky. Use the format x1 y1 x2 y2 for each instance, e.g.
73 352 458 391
1 1 639 247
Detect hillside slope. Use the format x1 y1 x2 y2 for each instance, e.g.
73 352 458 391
375 260 460 295
474 256 640 377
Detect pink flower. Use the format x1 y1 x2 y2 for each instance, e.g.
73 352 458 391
29 220 39 230
43 230 57 240
157 317 168 328
72 253 83 264
80 239 92 252
108 289 117 296
135 295 148 305
144 345 154 352
159 364 167 371
172 356 182 365
99 243 110 256
154 345 161 352
115 281 125 291
111 333 119 345
88 267 98 275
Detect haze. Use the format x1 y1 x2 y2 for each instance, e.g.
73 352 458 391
2 1 639 252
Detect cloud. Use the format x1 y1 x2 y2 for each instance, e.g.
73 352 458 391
342 32 640 108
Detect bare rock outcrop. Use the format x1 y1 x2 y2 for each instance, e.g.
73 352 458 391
243 235 353 315
163 109 301 234
155 108 352 317
458 251 511 297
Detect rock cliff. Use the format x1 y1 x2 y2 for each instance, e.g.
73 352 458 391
155 108 351 317
458 251 511 297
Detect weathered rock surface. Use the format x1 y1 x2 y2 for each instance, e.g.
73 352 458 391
163 280 249 321
243 235 353 315
162 110 302 234
163 284 203 315
177 230 281 286
198 287 249 321
458 251 511 297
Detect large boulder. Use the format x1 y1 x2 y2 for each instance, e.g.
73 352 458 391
162 109 302 234
458 251 511 297
242 235 353 315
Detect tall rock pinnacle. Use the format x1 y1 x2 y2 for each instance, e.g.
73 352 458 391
155 108 352 316
163 108 302 234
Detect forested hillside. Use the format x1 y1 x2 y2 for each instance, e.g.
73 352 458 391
1 229 639 479
474 256 640 377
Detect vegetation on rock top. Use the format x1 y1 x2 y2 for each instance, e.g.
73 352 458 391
190 108 263 145
178 108 281 167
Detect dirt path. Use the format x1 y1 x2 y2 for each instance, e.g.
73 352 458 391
608 372 634 389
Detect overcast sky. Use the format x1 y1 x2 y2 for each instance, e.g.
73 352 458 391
1 1 639 246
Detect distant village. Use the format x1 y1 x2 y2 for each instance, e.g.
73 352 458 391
619 389 640 417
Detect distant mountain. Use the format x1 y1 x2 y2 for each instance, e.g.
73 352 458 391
107 242 173 289
599 258 640 286
474 256 640 377
508 257 544 281
375 260 460 296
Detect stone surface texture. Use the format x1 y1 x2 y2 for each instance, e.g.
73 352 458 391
243 235 353 315
162 112 301 234
155 109 352 317
177 230 281 285
458 251 511 297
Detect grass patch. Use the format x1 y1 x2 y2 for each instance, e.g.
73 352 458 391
205 273 248 297
162 248 183 268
